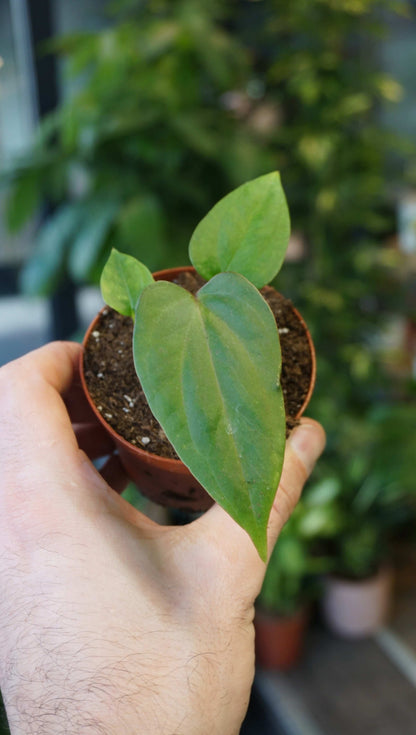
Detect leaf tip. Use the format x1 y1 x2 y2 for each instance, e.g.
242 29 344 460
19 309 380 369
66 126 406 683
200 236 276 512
257 540 268 564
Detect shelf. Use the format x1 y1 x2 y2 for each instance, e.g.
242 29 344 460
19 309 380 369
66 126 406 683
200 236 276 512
255 591 416 735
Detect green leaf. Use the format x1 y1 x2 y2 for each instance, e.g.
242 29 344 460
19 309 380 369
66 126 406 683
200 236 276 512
133 272 286 560
6 173 41 232
117 194 166 270
100 248 154 318
19 202 86 296
189 172 290 288
68 199 119 283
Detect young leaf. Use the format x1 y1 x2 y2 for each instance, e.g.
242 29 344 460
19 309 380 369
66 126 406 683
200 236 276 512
133 272 286 560
189 171 290 288
100 249 154 318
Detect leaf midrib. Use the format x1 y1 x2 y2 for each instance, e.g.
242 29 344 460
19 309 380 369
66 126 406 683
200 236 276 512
195 298 260 517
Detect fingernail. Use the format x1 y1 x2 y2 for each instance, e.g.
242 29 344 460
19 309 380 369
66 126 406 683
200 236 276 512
288 421 326 475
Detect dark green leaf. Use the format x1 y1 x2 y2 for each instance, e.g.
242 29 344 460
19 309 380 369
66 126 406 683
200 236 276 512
68 199 119 282
6 174 41 232
20 202 86 296
134 272 286 560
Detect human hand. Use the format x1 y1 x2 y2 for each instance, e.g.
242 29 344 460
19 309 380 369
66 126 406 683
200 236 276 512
0 341 325 735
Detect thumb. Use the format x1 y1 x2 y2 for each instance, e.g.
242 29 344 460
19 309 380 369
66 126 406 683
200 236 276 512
267 418 326 551
194 418 325 579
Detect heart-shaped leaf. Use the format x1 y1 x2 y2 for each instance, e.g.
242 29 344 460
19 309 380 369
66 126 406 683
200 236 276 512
100 248 154 318
189 171 290 288
133 272 286 560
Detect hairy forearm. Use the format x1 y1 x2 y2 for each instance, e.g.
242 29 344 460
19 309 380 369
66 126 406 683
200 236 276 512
0 538 249 735
0 603 180 735
1 623 249 735
1 646 152 734
2 654 189 735
1 634 196 735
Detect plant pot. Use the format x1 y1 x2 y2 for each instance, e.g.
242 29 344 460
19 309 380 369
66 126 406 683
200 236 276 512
322 565 393 638
80 266 316 512
254 606 309 670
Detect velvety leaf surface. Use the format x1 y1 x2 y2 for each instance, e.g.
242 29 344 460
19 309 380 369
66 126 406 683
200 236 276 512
100 248 154 318
133 272 286 559
189 171 290 288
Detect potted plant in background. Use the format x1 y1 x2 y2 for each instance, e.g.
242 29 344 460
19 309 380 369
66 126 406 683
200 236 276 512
313 408 416 637
319 474 397 639
80 172 316 559
254 488 335 669
255 522 313 671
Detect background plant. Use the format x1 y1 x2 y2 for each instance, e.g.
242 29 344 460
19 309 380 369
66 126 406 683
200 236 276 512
306 402 416 578
257 491 336 615
3 0 273 293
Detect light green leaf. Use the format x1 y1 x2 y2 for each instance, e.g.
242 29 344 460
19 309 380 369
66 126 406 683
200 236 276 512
189 172 290 288
100 248 154 318
133 272 286 560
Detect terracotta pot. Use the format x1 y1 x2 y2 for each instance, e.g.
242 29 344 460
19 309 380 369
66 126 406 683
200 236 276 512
254 606 309 670
80 266 316 511
322 566 393 638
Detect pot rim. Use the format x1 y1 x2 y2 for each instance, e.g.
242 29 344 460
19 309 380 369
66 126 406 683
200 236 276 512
255 603 310 623
80 265 316 468
325 564 393 588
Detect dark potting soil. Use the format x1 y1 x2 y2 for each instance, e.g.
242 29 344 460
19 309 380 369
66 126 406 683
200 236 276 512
83 272 313 460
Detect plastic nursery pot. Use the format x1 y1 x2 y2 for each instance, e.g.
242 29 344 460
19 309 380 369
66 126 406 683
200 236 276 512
322 565 393 639
80 266 316 512
254 607 309 670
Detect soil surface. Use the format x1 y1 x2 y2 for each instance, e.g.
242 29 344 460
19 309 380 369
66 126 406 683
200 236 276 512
83 271 313 460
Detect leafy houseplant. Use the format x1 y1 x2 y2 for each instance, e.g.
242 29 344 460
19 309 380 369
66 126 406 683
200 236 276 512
315 454 415 580
255 489 333 668
3 0 270 295
81 172 316 561
310 421 416 636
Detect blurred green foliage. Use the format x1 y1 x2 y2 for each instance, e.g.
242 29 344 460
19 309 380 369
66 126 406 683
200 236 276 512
3 0 274 292
305 402 416 579
258 497 334 615
4 0 412 295
258 400 416 610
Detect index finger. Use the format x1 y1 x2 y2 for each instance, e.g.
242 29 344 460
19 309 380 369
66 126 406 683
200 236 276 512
3 340 82 395
0 341 84 479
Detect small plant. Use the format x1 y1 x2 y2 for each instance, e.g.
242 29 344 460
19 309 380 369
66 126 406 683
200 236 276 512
307 421 416 581
258 492 334 615
99 172 291 560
